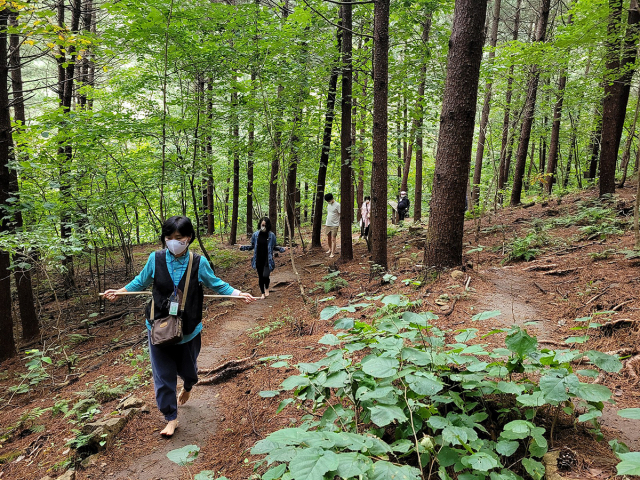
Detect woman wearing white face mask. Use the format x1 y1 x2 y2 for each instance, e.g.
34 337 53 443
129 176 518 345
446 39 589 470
104 216 254 437
239 216 286 299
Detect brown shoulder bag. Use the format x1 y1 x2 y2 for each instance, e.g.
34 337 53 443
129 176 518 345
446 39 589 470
149 251 193 346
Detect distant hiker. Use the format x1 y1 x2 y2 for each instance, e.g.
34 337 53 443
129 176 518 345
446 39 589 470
104 216 255 438
239 217 286 299
397 191 410 221
360 196 371 239
324 193 340 258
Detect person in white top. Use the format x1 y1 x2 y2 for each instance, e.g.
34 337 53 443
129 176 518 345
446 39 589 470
360 196 371 239
324 193 340 258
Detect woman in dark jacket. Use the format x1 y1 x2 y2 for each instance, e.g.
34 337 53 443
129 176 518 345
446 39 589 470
104 216 254 437
240 217 286 299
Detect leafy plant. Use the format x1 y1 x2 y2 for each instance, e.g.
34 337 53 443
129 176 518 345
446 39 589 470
503 230 551 263
9 349 53 394
252 298 627 480
312 271 349 293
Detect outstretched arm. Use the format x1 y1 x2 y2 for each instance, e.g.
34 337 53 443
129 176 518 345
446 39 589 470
104 252 155 301
239 233 256 251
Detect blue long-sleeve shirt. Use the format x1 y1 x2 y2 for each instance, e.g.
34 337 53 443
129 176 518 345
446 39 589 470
125 249 239 343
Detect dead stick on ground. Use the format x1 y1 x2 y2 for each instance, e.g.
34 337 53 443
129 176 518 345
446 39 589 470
613 300 633 311
585 285 613 305
196 363 255 386
198 351 257 376
464 276 471 292
533 282 547 294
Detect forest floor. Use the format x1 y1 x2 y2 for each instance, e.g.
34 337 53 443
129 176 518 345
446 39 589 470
2 183 640 479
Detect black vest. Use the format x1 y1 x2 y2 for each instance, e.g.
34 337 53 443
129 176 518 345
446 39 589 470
146 250 204 336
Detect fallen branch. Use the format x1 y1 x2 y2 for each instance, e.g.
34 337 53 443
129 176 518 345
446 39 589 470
543 267 581 276
533 282 547 294
196 364 255 386
523 264 558 272
78 333 146 362
597 318 640 335
613 300 633 311
585 283 618 305
198 351 257 376
538 339 566 348
626 355 640 381
441 298 458 317
464 276 472 292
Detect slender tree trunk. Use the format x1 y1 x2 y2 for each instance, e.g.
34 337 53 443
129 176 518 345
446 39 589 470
0 8 16 360
269 85 284 235
206 80 215 234
498 0 522 195
312 18 342 248
286 108 302 243
424 0 488 268
544 68 569 193
618 88 640 187
340 2 353 260
599 0 640 197
247 76 256 236
472 0 502 205
370 0 390 268
229 88 240 245
414 15 432 222
510 0 551 206
9 12 38 340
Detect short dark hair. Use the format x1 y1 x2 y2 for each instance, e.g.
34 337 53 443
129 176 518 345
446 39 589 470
324 193 334 202
161 216 196 247
364 196 371 201
257 216 271 232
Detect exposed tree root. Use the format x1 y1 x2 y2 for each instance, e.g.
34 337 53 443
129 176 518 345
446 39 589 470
597 318 640 335
625 354 640 381
198 350 257 376
196 364 255 386
523 264 558 272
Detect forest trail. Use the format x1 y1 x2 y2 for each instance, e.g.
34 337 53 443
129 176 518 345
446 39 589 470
113 263 300 480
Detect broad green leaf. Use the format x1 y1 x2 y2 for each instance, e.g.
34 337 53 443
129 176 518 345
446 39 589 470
166 444 200 466
521 458 545 480
367 460 421 480
361 355 399 378
265 428 310 446
585 350 623 373
334 452 372 478
369 405 408 427
318 334 340 345
193 472 216 480
501 420 533 440
281 375 310 390
578 409 602 422
320 306 340 320
381 294 408 306
516 391 546 407
334 317 354 330
402 311 428 326
322 371 348 388
617 452 640 475
618 408 640 419
289 448 339 480
540 372 580 403
461 452 500 472
573 383 612 402
495 381 525 395
577 369 599 378
276 398 295 414
259 390 280 398
455 328 478 342
406 373 444 396
472 310 501 321
496 440 519 457
271 361 288 368
505 328 537 357
357 386 396 401
262 464 287 480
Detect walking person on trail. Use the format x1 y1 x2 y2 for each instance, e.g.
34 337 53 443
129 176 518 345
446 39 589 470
104 216 255 437
239 217 286 299
360 195 371 240
397 190 410 222
324 193 340 258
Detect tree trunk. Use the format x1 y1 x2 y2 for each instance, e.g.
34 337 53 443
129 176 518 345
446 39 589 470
424 0 488 268
9 12 38 340
206 80 215 234
312 18 342 248
286 108 302 244
0 8 16 361
544 68 569 193
414 15 432 222
510 0 551 206
78 0 92 109
269 86 284 236
599 0 640 197
340 2 353 261
247 74 256 236
370 0 390 268
471 0 502 205
229 89 240 245
497 0 522 195
618 88 640 187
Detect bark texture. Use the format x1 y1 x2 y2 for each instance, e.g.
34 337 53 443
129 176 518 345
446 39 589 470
340 3 353 260
424 0 488 268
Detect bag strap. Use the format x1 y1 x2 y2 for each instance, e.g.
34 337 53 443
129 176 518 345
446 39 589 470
181 251 194 310
150 250 194 320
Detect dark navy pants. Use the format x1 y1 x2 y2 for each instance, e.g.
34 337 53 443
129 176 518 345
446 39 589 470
148 332 201 421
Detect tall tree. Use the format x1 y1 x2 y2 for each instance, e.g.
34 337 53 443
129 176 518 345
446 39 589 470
544 67 569 193
0 7 16 361
510 0 551 206
599 0 640 196
9 11 38 340
311 18 341 248
413 14 432 222
229 87 240 245
340 2 353 260
370 0 390 268
247 72 256 236
424 0 488 268
497 0 522 195
618 89 640 187
471 0 501 205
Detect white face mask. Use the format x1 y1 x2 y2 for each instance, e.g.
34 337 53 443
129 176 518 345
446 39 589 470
260 226 267 232
166 239 189 256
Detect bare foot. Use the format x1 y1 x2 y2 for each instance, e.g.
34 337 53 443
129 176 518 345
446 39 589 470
160 419 178 437
329 254 335 258
178 388 191 405
326 250 331 254
265 289 270 297
261 293 265 299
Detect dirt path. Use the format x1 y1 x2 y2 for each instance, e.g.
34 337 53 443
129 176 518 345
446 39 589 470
478 267 640 451
113 266 299 480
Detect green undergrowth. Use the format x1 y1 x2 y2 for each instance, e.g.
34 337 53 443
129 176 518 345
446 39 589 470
251 295 640 480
